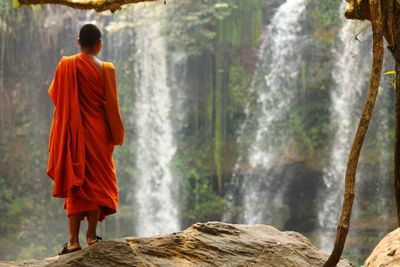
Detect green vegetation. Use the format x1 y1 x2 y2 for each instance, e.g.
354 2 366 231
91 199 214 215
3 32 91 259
307 0 342 44
167 0 263 211
163 1 237 56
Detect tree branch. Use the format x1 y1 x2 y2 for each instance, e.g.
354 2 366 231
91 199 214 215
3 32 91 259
17 0 159 12
324 0 384 266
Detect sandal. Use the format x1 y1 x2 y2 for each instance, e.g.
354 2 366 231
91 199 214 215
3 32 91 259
88 235 102 246
58 243 81 255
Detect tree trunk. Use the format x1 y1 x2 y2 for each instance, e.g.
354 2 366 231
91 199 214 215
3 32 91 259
17 0 158 12
324 0 384 266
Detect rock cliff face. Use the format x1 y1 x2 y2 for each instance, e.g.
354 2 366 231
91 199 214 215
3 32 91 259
365 227 400 267
0 222 351 267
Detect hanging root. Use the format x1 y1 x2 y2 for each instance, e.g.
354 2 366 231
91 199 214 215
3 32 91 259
324 0 384 266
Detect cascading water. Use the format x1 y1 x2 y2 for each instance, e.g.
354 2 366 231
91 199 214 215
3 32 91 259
132 3 180 236
225 0 307 225
374 83 391 235
317 3 371 251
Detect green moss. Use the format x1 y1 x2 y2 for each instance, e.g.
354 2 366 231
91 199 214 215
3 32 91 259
207 65 214 134
211 0 262 194
214 59 223 194
216 0 262 46
301 60 307 92
307 0 341 45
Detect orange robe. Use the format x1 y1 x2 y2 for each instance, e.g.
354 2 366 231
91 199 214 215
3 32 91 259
47 53 124 221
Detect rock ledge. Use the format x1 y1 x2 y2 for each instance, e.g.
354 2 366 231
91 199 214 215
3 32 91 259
0 222 352 267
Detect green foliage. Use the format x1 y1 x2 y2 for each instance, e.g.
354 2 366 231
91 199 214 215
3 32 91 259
174 139 227 226
301 60 307 92
170 0 262 200
164 1 237 56
307 0 341 44
216 0 262 46
183 170 227 223
307 0 341 28
0 0 13 16
214 67 223 193
164 0 262 56
227 62 252 131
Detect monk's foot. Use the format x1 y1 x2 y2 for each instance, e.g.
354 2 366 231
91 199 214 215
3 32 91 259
87 235 102 246
68 241 81 250
58 242 81 255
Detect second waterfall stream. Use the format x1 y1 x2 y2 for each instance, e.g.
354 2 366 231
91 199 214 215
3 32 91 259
225 0 308 225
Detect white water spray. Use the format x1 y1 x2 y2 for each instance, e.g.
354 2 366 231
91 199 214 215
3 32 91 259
318 3 370 251
226 0 307 225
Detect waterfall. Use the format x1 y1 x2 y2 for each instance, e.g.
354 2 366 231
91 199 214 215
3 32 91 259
375 83 391 235
317 3 371 251
132 3 180 236
225 0 307 225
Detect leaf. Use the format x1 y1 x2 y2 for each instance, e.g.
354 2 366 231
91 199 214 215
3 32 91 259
384 70 396 75
13 0 20 8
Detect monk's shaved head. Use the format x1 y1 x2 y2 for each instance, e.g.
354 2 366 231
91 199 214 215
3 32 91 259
79 24 101 48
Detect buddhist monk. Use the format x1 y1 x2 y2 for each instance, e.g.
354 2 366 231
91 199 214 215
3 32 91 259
47 24 124 255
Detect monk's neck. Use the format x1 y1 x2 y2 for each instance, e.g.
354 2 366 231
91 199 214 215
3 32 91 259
79 51 104 74
80 49 98 58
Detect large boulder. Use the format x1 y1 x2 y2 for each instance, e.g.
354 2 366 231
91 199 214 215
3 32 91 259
0 222 351 267
365 228 400 267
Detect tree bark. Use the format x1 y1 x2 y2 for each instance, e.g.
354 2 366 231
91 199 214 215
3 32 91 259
17 0 158 12
344 0 370 20
324 0 384 266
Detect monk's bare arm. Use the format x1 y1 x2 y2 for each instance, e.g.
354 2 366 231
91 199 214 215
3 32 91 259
104 63 125 145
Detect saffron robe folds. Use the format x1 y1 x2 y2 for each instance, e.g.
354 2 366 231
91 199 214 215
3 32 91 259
47 53 124 221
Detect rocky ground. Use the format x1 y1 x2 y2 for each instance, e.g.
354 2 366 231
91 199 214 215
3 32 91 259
365 227 400 267
0 222 352 267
